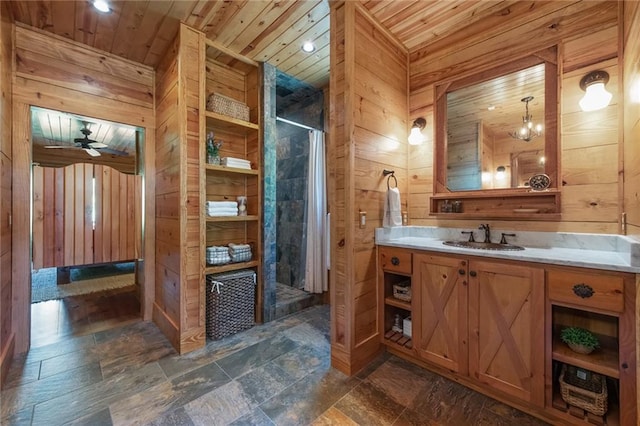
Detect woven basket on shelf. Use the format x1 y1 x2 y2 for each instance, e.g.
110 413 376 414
206 92 250 121
559 364 608 416
392 281 411 302
206 269 256 340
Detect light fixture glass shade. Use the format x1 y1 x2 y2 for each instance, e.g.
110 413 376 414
408 117 426 145
579 82 612 111
496 165 506 179
408 127 423 145
93 0 111 13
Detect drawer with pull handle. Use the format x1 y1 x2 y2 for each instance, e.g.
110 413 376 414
379 247 412 275
547 270 624 313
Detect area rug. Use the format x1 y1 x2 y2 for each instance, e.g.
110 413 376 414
31 263 135 304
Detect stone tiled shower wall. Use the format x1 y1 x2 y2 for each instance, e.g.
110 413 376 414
275 73 324 290
275 122 309 288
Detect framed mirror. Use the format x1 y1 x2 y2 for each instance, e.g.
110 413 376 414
434 47 558 195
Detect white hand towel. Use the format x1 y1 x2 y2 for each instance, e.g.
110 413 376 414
383 187 403 228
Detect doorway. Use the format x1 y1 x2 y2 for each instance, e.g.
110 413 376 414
29 107 143 346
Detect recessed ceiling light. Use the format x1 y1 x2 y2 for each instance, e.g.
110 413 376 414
93 0 111 13
301 41 316 53
487 105 496 111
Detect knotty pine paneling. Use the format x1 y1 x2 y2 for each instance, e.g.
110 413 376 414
0 1 12 387
329 2 407 375
623 2 640 236
12 24 155 354
153 24 205 354
408 5 622 233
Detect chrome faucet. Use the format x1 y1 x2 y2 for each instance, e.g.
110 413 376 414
478 223 491 243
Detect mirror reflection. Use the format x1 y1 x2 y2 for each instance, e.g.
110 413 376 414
446 64 545 191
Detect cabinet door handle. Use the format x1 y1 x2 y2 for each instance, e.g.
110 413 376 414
469 271 477 277
572 283 594 298
458 269 465 275
391 256 400 266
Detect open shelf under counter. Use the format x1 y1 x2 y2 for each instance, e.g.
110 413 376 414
430 189 561 220
552 335 619 379
385 296 411 311
205 110 259 135
383 330 413 353
205 260 259 275
205 215 259 223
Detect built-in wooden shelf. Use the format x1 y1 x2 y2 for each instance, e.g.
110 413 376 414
205 215 259 222
205 111 259 134
384 296 411 310
551 392 619 426
430 189 561 220
205 260 259 275
205 164 259 175
384 330 413 351
552 335 619 378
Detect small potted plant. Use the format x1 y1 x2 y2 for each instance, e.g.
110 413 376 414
560 327 600 355
206 132 223 165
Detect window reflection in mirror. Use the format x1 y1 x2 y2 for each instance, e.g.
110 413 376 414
445 64 545 191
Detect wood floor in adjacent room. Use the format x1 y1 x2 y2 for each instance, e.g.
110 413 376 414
2 294 548 425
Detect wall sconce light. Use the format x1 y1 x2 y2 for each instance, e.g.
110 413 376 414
93 0 111 13
579 70 612 111
408 117 426 145
509 96 542 142
496 165 506 180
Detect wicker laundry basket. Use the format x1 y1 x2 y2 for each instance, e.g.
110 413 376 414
206 269 256 340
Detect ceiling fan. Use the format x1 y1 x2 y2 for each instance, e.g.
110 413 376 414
44 123 129 157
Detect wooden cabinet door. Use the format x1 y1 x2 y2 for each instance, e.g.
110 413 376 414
413 253 468 374
468 260 544 406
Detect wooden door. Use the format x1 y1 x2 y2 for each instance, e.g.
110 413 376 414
413 253 468 374
468 260 544 406
32 164 141 269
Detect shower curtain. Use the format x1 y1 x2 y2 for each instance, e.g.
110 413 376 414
304 130 328 293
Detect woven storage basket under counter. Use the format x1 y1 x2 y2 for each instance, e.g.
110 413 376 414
206 269 256 340
559 364 608 416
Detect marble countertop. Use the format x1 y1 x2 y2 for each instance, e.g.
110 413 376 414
375 226 640 273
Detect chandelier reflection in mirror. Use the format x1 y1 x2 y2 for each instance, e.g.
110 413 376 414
509 96 542 142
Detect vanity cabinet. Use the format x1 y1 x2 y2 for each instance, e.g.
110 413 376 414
378 245 637 425
412 253 544 405
546 266 637 426
468 259 545 407
412 253 468 374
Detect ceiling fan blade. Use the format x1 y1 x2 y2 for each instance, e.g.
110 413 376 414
84 148 101 157
88 142 108 149
99 148 129 156
44 145 74 149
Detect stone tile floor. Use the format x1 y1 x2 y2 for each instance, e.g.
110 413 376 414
2 304 549 425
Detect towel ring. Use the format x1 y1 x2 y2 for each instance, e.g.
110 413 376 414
383 169 397 190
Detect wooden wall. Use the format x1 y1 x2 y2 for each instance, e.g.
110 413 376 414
154 24 205 354
330 2 408 375
624 2 640 237
408 1 622 234
0 2 13 387
32 164 141 269
11 24 155 354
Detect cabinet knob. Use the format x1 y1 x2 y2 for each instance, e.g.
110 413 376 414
469 271 477 277
572 283 594 298
458 269 465 275
391 256 400 266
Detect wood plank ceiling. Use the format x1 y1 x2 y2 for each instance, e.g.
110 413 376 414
7 0 572 168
